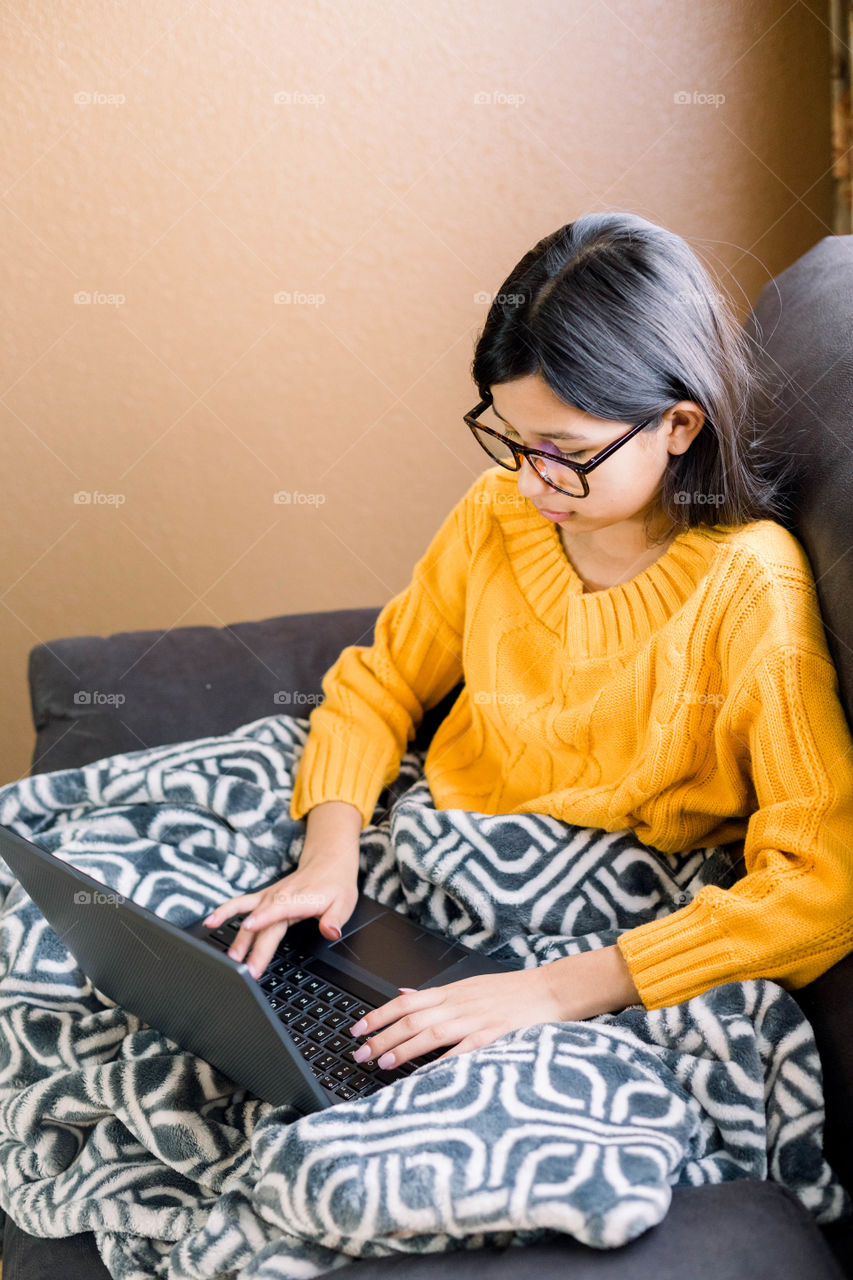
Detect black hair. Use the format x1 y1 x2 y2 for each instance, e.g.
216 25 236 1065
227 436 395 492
470 212 794 542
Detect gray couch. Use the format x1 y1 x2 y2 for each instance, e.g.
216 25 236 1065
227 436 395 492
3 235 853 1279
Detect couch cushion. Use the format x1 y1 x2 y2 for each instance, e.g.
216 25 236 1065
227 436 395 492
743 234 853 1205
26 607 460 776
28 607 462 777
2 1183 846 1280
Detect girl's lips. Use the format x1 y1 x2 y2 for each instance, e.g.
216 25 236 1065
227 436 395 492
536 507 573 520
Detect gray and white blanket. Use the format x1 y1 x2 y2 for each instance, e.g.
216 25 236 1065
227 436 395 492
0 712 848 1280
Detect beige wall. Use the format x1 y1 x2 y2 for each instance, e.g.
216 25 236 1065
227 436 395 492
0 0 834 785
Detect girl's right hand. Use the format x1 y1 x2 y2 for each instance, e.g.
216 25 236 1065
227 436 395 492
202 856 360 979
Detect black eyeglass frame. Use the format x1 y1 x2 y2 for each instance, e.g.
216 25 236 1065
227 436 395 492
463 391 661 498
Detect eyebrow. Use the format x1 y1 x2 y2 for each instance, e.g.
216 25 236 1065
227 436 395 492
490 404 590 444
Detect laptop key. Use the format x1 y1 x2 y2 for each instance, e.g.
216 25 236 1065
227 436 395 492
329 1062 360 1084
332 993 358 1012
291 1015 314 1034
307 1024 334 1045
319 1075 356 1099
302 976 324 995
293 993 314 1012
313 1052 337 1073
300 1042 323 1061
304 1002 332 1020
324 1034 351 1055
324 1010 348 1029
277 1007 301 1025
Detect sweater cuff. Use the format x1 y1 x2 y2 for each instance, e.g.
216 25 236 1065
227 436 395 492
616 894 737 1009
289 731 391 829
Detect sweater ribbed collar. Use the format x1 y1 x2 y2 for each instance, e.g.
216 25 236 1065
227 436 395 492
498 492 728 652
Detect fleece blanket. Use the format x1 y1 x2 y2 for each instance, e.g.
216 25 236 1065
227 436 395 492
0 712 848 1280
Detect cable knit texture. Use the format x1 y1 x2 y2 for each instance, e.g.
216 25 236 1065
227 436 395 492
290 464 853 1009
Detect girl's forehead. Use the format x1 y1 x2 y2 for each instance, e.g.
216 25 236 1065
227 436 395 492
489 385 608 440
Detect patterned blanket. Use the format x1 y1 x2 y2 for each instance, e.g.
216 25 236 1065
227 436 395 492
0 713 848 1280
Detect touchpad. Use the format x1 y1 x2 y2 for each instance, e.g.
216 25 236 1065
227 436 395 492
328 912 462 987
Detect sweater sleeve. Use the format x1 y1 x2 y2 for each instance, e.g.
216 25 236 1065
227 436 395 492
616 644 853 1009
289 475 483 828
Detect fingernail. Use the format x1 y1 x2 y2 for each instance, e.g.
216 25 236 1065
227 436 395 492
203 915 215 925
329 925 342 940
243 917 256 929
398 987 417 993
349 1019 368 1036
228 948 239 959
377 1052 396 1069
352 1044 371 1063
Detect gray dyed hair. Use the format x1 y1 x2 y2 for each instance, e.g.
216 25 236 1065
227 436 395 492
470 211 794 540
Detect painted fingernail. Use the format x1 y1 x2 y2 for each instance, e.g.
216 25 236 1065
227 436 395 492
349 1019 368 1036
228 947 239 959
398 987 417 993
352 1044 371 1063
377 1052 396 1069
243 917 256 929
203 915 215 925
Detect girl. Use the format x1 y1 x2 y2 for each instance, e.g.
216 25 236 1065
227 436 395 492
203 211 853 1076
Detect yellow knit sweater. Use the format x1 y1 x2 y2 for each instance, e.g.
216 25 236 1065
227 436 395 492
290 464 853 1009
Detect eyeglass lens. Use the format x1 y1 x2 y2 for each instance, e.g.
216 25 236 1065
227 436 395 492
469 404 587 496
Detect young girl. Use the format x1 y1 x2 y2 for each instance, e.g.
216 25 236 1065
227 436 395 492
203 211 853 1076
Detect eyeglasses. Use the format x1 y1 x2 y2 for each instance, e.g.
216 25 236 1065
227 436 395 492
463 391 660 498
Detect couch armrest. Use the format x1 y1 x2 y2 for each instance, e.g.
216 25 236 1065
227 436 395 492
28 607 461 775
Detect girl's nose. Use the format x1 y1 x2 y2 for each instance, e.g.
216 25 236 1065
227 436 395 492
516 456 556 501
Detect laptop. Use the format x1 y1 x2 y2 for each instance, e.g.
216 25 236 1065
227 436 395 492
0 822 518 1115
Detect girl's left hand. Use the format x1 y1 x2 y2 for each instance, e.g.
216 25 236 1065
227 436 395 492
348 944 642 1070
348 965 567 1071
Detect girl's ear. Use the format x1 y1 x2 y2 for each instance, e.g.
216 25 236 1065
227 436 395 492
664 402 706 454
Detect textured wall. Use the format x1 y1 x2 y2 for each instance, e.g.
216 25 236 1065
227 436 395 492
0 0 834 784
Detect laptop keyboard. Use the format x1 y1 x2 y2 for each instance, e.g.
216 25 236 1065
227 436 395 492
206 916 444 1100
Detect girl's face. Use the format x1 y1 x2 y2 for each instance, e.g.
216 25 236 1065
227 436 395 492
489 375 704 544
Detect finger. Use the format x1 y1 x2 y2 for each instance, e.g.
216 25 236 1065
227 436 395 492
244 922 291 980
226 926 255 963
351 1005 453 1069
239 900 300 932
348 988 437 1038
351 1022 451 1071
204 893 262 927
